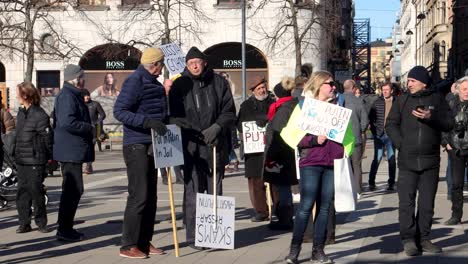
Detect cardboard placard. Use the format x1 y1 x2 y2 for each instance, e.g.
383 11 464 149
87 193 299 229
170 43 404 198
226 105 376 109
160 43 186 76
195 193 235 250
242 121 266 154
152 125 184 168
298 98 352 143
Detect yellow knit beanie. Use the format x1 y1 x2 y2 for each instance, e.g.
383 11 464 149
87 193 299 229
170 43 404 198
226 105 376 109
140 47 164 64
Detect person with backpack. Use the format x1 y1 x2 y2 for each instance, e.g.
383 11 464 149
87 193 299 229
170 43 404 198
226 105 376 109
14 82 53 234
386 66 453 256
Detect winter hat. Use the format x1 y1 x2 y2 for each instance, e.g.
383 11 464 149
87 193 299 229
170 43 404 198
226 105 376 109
81 89 90 97
408 66 431 85
274 76 295 98
249 75 267 90
140 47 164 64
64 64 84 82
185 46 208 62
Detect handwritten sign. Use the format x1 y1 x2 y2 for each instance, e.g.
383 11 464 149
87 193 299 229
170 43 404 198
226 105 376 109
195 193 235 249
298 98 352 143
160 43 186 76
242 121 266 154
152 125 184 168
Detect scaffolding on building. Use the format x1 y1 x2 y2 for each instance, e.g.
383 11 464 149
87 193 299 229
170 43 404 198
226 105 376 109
352 18 371 93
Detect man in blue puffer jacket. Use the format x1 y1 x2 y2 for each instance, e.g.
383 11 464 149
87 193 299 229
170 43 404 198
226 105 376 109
114 47 168 259
53 64 93 242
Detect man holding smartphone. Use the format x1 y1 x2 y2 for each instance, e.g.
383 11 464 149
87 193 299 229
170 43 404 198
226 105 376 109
386 66 453 256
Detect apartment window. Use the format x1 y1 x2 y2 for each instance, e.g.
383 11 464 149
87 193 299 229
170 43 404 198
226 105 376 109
441 2 446 23
40 33 57 53
78 0 106 5
37 71 60 97
121 0 149 5
440 41 446 61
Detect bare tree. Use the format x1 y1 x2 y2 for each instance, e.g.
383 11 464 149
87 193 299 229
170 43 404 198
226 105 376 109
0 0 82 82
252 0 341 76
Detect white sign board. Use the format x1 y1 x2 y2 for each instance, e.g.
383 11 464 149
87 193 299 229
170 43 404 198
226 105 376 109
298 98 352 143
160 43 186 76
242 121 266 154
195 193 235 250
152 125 184 168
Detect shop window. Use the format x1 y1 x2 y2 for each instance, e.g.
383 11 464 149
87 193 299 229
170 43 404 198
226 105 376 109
121 0 149 5
37 71 60 97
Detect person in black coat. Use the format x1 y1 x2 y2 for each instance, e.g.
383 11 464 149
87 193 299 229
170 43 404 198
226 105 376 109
82 90 106 174
53 64 93 242
169 46 236 250
237 76 274 222
15 82 53 234
386 66 454 256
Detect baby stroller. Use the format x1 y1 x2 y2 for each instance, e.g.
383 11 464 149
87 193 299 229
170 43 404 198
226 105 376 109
0 133 49 210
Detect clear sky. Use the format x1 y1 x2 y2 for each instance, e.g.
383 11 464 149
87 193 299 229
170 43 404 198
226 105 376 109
354 0 401 41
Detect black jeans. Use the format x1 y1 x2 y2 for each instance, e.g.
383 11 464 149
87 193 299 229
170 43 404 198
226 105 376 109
448 150 467 220
16 165 47 227
57 162 84 233
121 144 157 251
184 157 223 244
398 167 439 242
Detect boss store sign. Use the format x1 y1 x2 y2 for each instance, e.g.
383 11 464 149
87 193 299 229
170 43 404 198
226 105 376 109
106 60 126 70
205 43 267 69
79 43 141 71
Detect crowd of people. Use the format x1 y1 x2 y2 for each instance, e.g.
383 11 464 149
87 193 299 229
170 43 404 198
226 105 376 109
1 46 468 263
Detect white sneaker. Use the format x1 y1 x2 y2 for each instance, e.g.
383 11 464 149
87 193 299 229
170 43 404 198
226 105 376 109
292 193 301 203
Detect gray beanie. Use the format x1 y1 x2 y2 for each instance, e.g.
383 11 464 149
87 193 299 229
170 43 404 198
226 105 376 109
64 64 83 81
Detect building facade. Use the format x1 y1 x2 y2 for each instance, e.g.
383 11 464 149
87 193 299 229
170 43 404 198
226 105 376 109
370 38 392 89
0 0 353 115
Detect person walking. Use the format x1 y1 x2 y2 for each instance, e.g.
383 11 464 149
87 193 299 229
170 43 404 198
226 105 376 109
443 76 468 225
386 66 453 256
342 79 369 193
114 47 168 259
169 46 236 250
14 82 53 234
82 89 106 174
53 64 94 242
368 82 397 191
237 75 274 222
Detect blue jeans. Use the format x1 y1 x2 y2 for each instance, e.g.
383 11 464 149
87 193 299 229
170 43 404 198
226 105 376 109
291 166 334 245
368 133 396 186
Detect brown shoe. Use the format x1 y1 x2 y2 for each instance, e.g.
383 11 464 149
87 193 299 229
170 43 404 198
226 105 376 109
119 247 148 259
148 243 165 255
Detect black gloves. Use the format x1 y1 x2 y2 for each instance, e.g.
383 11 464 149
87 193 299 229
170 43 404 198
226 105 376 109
169 117 191 129
256 118 268 128
202 123 221 145
143 119 167 135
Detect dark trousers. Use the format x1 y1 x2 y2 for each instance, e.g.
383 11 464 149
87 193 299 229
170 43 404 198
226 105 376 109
57 162 84 233
448 151 467 220
16 165 47 227
184 159 223 244
350 144 363 192
398 167 439 242
369 133 396 186
121 144 157 251
248 177 268 216
292 166 334 246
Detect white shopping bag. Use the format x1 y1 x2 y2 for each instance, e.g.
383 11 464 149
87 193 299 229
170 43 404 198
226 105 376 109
334 156 357 212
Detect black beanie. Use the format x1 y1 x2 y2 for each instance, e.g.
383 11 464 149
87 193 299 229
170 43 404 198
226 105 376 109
81 89 90 97
273 82 291 98
185 46 208 62
408 66 431 85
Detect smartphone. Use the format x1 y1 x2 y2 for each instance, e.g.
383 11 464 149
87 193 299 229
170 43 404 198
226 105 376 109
415 105 427 111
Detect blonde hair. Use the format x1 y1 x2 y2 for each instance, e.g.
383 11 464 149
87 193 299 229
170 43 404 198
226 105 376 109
281 76 296 91
303 70 333 98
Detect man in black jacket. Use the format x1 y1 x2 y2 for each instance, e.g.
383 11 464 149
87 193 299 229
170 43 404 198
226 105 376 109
368 82 397 191
386 66 453 256
169 46 236 250
82 90 106 174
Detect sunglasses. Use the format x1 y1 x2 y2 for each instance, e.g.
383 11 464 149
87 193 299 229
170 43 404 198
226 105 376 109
323 81 335 87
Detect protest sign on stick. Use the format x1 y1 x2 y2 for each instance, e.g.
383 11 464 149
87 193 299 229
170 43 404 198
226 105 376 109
151 125 184 168
160 43 186 76
242 121 266 154
195 193 235 250
298 98 352 143
166 168 180 257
